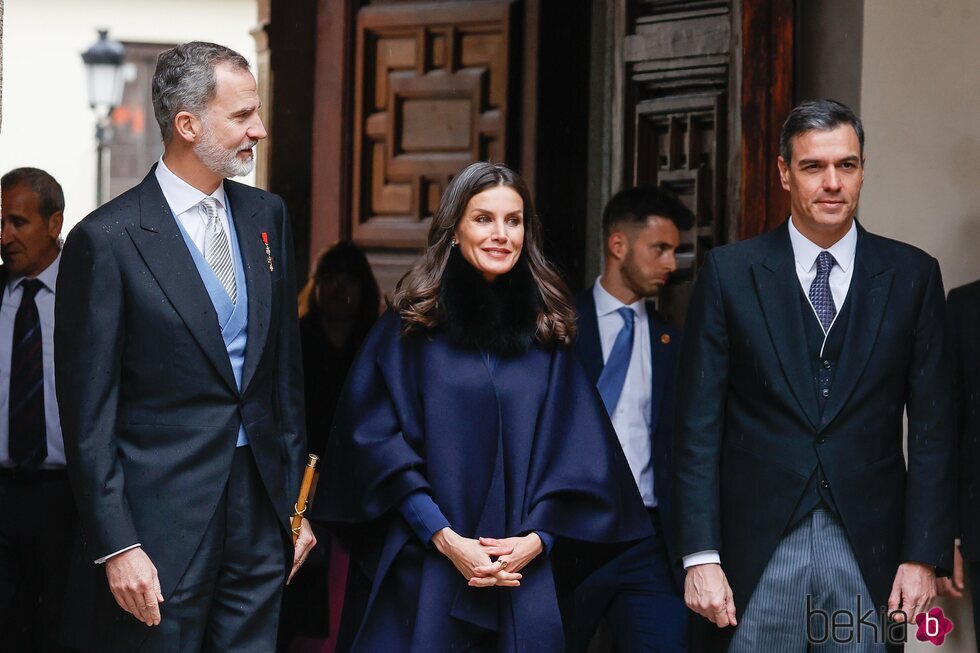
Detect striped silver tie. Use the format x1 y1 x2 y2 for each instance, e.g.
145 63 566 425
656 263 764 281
201 197 237 304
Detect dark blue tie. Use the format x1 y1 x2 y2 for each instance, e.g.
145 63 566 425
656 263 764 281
9 278 47 468
809 251 838 334
597 307 635 415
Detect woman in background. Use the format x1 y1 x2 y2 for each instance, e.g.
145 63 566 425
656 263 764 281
313 162 650 652
280 241 380 653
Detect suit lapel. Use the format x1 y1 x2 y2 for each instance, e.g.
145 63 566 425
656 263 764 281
125 170 239 395
752 224 821 429
575 289 604 385
0 267 7 310
818 228 893 430
647 306 669 432
226 181 272 393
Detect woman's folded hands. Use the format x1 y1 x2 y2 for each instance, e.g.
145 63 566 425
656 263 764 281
432 528 543 588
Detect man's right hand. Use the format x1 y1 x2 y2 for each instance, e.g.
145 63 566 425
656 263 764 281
105 547 164 626
685 563 737 628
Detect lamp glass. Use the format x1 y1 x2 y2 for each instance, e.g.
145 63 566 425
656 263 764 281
86 62 126 111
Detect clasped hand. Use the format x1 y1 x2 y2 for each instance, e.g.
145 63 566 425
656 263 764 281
432 528 543 588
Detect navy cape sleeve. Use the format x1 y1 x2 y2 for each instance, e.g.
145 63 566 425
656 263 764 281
520 344 651 553
311 311 430 523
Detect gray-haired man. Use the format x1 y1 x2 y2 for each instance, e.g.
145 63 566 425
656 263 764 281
56 42 314 652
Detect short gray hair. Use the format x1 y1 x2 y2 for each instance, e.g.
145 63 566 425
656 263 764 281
779 99 864 163
1 167 65 219
151 41 250 143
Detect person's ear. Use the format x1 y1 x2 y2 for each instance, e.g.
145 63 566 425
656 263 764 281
47 211 64 240
173 111 202 144
607 231 629 261
777 155 791 192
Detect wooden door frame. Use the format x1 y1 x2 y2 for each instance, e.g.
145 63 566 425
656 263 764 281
734 0 794 241
586 0 794 278
310 0 357 260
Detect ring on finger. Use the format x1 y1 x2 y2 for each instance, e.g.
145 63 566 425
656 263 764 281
498 559 509 570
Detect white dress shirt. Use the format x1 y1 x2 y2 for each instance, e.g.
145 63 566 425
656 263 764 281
0 255 65 468
788 216 857 336
154 157 234 261
682 218 858 569
593 277 656 507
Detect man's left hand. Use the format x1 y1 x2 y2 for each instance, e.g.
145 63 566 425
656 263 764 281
287 518 317 584
888 561 936 622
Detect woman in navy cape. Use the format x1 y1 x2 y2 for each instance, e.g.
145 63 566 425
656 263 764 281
312 162 651 652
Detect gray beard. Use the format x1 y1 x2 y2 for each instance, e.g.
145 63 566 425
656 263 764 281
194 127 256 178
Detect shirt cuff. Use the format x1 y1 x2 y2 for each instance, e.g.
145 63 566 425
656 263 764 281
398 492 451 545
95 543 142 564
683 550 721 569
536 531 555 554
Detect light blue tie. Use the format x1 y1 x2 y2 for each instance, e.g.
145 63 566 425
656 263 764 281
597 307 635 415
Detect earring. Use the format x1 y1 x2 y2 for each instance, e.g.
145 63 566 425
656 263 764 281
451 238 457 248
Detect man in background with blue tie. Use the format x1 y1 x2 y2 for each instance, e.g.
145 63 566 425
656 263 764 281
55 42 314 652
570 186 694 652
675 99 954 652
0 167 74 652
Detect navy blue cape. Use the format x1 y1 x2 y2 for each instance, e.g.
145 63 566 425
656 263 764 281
313 311 650 652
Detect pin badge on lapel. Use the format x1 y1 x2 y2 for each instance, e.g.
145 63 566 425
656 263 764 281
261 232 274 271
660 333 671 344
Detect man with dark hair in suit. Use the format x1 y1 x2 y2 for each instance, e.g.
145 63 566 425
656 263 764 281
0 167 74 652
942 281 980 647
570 186 694 652
55 41 314 652
675 99 955 652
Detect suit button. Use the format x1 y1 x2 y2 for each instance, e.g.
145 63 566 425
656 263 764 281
820 479 830 489
817 437 827 445
821 389 830 398
823 360 831 369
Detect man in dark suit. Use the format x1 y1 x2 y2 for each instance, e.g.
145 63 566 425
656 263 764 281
55 42 314 652
674 99 954 652
943 281 980 646
570 187 694 652
0 167 75 652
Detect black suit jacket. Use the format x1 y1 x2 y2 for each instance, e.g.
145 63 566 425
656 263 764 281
674 220 955 616
573 287 683 591
54 168 305 646
948 280 980 560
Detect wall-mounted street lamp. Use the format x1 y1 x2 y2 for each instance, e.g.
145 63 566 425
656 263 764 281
81 29 126 207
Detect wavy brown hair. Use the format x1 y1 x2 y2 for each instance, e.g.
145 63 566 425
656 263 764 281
389 161 576 345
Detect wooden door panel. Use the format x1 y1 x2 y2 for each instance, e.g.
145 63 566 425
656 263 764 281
351 1 513 251
623 1 731 325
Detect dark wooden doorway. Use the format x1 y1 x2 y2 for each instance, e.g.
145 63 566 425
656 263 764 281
268 0 591 291
588 0 793 327
260 0 793 313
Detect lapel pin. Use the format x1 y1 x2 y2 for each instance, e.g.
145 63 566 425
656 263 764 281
660 333 671 344
261 232 274 272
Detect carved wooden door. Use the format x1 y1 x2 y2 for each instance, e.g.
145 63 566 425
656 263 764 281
620 0 792 326
349 1 516 291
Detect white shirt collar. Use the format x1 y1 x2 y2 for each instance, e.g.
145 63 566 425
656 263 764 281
594 276 645 318
154 157 227 218
788 216 857 273
8 251 61 295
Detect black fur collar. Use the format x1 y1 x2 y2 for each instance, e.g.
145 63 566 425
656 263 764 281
438 248 541 356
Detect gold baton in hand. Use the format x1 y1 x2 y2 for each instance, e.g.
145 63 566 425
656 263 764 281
291 454 319 544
